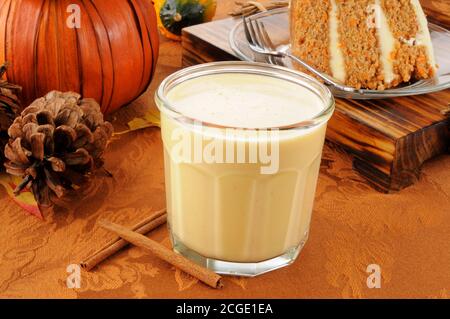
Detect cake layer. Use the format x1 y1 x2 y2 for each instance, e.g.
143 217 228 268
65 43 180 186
337 0 383 90
410 0 437 71
290 0 331 76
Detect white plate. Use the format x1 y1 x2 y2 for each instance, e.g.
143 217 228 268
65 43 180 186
229 8 450 99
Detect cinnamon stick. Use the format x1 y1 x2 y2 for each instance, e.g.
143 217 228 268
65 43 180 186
98 219 223 289
80 208 167 271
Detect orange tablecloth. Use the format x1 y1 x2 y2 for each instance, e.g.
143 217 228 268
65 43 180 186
0 1 449 299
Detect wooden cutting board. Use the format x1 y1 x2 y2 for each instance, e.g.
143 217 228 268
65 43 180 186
181 4 450 193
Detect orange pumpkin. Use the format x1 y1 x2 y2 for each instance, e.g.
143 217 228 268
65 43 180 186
0 0 159 114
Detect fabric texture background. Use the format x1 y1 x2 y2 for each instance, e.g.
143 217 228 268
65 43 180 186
0 0 449 299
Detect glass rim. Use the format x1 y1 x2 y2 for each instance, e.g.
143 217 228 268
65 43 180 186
155 61 335 131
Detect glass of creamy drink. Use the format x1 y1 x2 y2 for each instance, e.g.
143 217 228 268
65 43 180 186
155 62 334 276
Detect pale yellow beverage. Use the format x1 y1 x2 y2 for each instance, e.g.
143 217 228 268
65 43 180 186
156 62 334 276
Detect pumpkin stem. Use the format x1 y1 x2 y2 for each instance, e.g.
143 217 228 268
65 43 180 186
174 13 183 22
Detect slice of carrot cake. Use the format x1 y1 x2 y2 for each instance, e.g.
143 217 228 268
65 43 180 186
290 0 437 90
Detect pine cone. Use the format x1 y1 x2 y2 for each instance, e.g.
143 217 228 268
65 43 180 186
4 91 113 211
0 63 21 166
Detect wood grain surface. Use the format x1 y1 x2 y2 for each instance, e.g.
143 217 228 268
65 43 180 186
422 0 450 28
181 0 450 192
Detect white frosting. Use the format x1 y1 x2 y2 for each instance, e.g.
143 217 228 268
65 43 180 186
329 0 346 83
374 0 396 84
400 36 416 46
409 0 437 71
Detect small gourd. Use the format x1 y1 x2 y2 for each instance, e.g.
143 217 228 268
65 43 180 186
155 0 217 41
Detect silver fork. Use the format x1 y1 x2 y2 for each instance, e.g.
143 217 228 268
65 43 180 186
243 16 364 94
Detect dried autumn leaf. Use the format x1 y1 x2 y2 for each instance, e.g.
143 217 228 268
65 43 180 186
0 173 41 219
117 107 161 135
